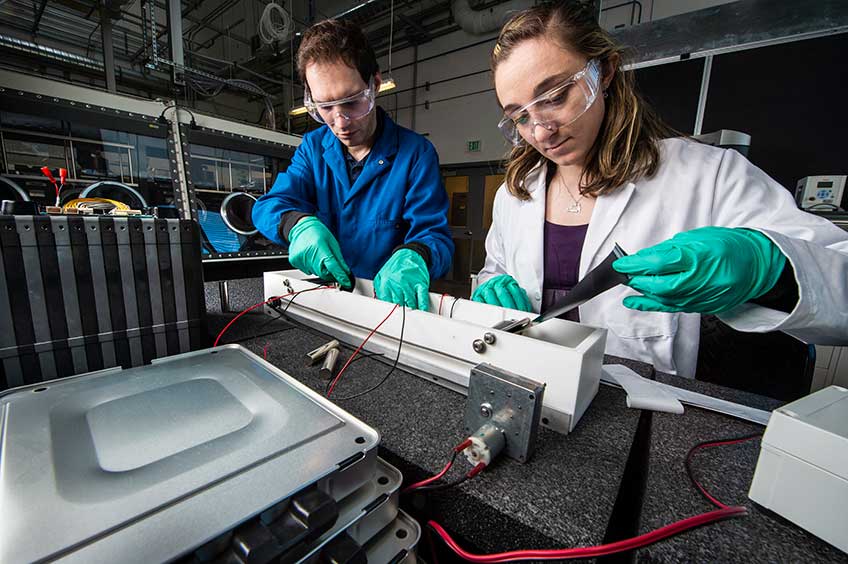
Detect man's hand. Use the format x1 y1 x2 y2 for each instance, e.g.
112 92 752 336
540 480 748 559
374 248 430 310
288 216 353 289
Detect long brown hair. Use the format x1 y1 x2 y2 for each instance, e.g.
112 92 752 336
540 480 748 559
491 2 676 200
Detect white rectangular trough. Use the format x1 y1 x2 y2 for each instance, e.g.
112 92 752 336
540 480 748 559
264 271 607 434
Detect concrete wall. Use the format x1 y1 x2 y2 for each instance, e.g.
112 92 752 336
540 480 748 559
371 0 742 165
600 0 738 30
374 29 508 165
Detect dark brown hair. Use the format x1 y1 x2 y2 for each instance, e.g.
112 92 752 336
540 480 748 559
296 19 379 87
491 2 676 200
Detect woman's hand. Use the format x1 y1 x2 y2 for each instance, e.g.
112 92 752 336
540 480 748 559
612 227 787 314
471 274 534 312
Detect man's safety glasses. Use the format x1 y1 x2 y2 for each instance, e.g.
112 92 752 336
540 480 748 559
498 59 602 146
304 78 376 125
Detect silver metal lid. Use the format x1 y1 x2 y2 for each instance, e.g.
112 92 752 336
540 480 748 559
0 345 379 563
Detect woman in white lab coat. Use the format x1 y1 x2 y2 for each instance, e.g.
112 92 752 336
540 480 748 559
474 2 848 378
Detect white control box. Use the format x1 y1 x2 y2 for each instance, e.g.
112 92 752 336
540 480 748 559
795 175 846 210
749 386 848 554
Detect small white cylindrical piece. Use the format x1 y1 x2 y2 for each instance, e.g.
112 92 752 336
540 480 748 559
319 347 340 379
463 423 506 467
306 339 340 365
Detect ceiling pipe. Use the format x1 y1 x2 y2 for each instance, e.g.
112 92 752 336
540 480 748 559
0 33 103 71
451 0 533 35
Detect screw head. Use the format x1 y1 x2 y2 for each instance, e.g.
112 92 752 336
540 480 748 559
483 332 496 345
472 339 486 353
480 403 493 418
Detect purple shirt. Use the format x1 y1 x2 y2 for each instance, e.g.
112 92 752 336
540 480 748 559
542 221 589 322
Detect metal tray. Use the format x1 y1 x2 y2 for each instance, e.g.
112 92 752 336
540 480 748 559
364 510 421 564
0 345 380 563
284 457 403 563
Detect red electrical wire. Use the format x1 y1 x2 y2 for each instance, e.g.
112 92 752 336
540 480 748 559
326 304 399 397
686 434 762 509
263 343 269 360
213 286 330 347
429 433 760 562
405 459 455 493
404 438 473 493
438 293 448 315
428 506 747 562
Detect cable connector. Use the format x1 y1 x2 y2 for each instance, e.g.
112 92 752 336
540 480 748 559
266 295 283 309
463 423 506 468
453 438 473 453
467 462 487 478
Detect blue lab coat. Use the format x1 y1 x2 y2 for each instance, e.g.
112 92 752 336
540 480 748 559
252 108 454 279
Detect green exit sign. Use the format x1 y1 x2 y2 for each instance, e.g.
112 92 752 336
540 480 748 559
466 140 481 153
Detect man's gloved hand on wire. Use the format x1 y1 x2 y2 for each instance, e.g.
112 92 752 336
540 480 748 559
612 226 787 314
471 274 533 312
287 216 353 289
374 248 431 310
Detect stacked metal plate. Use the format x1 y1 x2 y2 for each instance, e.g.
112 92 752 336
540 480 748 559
0 215 206 390
0 345 417 563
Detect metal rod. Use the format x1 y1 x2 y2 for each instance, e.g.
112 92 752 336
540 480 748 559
389 35 497 73
693 54 713 135
218 281 230 312
166 0 185 85
410 44 418 131
30 0 48 35
0 131 9 175
101 7 117 93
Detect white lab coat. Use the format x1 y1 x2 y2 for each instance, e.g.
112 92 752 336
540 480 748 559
478 138 848 378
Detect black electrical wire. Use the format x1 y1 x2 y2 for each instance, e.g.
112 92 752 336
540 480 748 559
401 448 462 495
279 283 333 316
449 296 460 318
413 473 471 493
347 350 386 365
333 305 406 401
323 351 387 397
158 105 198 127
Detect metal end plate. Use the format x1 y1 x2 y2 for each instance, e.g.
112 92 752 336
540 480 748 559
464 363 545 463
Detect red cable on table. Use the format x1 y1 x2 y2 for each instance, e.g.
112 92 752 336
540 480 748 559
429 433 761 562
428 506 747 562
686 434 762 509
403 438 473 493
326 303 399 398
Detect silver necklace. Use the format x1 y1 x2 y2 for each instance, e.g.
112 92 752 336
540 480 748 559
558 175 585 213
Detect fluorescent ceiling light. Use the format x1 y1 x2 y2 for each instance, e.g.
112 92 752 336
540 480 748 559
378 77 397 93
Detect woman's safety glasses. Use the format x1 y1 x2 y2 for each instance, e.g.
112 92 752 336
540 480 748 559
498 59 602 146
304 78 376 125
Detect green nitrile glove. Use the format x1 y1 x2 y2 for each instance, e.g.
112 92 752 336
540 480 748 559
612 226 787 314
288 216 352 289
374 248 430 311
471 274 533 312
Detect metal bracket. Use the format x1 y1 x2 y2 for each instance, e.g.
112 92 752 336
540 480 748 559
464 363 545 463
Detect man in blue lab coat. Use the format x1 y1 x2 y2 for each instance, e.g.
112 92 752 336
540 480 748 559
252 19 453 310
